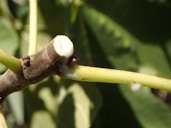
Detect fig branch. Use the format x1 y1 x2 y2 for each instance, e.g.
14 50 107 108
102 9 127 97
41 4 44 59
0 35 73 103
1 35 171 104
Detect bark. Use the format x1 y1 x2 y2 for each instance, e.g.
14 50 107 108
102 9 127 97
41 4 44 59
0 41 69 103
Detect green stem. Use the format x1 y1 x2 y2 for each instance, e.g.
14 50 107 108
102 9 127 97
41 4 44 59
29 0 38 55
0 49 21 73
64 65 171 91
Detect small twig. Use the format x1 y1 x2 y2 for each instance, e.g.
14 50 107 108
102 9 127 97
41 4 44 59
1 35 171 97
63 65 171 92
0 49 21 73
29 0 37 55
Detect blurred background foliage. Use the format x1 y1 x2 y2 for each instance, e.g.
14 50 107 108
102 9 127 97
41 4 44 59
0 0 171 127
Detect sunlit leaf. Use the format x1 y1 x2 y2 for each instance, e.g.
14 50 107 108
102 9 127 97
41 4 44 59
30 111 55 128
56 82 102 128
135 42 171 77
121 86 171 128
83 5 171 127
0 17 18 72
7 92 24 126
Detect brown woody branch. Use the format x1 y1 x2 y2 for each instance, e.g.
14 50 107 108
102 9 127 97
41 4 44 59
0 36 74 103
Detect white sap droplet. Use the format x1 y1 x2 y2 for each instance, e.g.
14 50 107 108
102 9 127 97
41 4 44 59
131 83 142 91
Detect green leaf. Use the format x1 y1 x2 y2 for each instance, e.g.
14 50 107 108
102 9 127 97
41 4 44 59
38 0 67 37
121 86 171 128
56 82 102 128
0 17 18 72
83 5 138 70
30 111 55 128
83 5 171 127
165 40 171 66
0 18 18 54
20 31 51 55
135 42 171 77
7 92 24 126
86 0 171 43
24 77 58 126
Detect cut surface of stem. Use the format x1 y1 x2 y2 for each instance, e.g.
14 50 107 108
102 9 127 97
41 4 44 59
53 35 74 58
